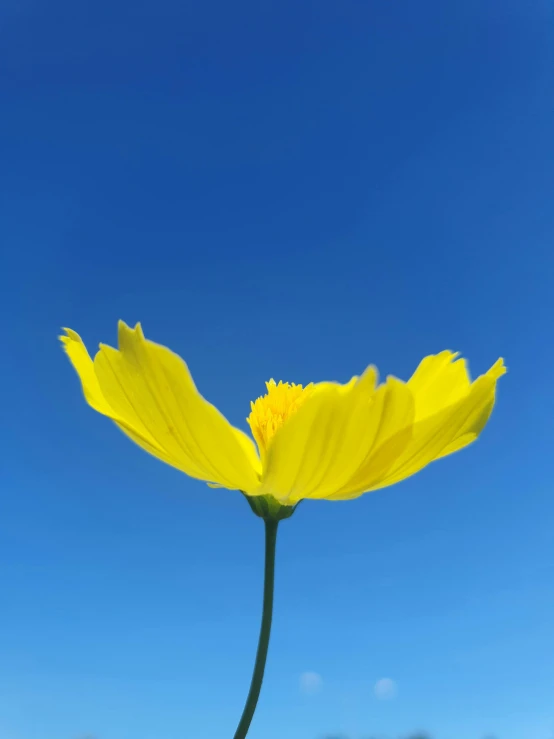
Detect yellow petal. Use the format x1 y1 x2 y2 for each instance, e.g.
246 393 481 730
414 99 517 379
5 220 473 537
434 358 505 459
326 376 415 500
60 328 176 464
62 323 261 492
408 351 471 420
260 367 381 504
369 357 506 490
60 328 114 417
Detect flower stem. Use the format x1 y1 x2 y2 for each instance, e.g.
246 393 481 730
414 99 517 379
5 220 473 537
232 519 278 739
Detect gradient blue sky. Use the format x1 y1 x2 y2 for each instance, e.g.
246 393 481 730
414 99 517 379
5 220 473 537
1 1 553 738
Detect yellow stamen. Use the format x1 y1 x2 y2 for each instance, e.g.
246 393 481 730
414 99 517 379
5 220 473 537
247 379 314 458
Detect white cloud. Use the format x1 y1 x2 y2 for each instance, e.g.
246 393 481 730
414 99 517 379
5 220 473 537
299 671 323 695
374 677 397 700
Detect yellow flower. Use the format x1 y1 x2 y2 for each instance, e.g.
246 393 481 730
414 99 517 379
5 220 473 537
60 321 505 507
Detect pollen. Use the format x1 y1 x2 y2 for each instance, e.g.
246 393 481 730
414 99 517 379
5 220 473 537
247 379 314 458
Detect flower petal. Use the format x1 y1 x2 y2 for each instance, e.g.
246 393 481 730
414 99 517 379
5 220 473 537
261 367 381 504
61 328 180 466
434 358 505 459
325 376 415 500
60 328 114 417
369 357 506 490
408 351 472 420
62 322 261 491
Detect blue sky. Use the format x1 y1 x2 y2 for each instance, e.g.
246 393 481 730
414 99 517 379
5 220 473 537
1 1 553 738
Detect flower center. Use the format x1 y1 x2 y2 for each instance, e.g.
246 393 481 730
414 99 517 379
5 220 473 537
247 379 313 458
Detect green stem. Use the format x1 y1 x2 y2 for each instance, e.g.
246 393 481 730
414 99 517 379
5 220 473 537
232 519 278 739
